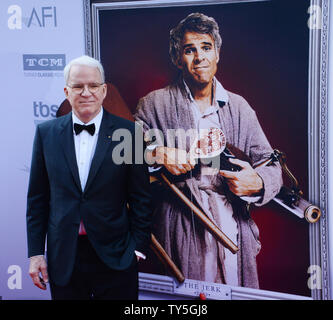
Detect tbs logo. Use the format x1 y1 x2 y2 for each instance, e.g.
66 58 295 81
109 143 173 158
33 101 58 124
7 5 57 30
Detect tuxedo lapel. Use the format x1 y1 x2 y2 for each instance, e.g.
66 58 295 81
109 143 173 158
84 111 115 192
59 113 82 193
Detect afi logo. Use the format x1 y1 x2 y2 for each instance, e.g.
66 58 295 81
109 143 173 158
7 5 57 30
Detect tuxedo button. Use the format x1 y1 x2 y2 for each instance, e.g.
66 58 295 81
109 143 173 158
81 195 86 202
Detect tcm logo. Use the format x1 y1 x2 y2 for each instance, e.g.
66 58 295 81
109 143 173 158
23 54 66 71
7 5 57 30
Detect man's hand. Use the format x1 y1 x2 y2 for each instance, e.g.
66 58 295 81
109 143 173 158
219 158 263 197
154 146 195 176
29 255 49 290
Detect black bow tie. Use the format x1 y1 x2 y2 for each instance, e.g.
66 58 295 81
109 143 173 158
74 123 95 136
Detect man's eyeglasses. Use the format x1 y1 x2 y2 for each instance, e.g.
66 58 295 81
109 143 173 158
67 83 104 95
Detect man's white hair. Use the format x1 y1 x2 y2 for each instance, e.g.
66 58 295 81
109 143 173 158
64 55 105 84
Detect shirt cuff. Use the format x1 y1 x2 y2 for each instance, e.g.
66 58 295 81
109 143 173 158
134 250 146 260
148 166 162 173
146 144 159 151
240 196 261 203
146 144 163 172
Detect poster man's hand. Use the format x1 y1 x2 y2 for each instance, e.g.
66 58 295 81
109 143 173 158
155 146 195 176
219 158 263 196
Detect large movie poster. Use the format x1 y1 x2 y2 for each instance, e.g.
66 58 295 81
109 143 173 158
95 0 318 297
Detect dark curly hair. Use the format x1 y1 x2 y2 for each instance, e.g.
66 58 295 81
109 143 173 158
169 12 222 66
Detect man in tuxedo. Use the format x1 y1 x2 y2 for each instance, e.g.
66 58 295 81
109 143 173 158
26 55 152 300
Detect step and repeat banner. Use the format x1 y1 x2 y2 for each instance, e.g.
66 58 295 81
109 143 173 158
0 0 85 299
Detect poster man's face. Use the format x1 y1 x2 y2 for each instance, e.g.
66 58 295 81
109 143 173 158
177 31 220 86
64 65 107 123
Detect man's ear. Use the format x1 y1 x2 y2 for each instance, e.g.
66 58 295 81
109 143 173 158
176 58 183 70
216 48 220 64
102 83 107 99
64 87 69 98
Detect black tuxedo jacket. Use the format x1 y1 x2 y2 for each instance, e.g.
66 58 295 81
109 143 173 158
26 109 152 286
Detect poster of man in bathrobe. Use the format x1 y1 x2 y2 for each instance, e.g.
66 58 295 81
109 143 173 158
93 0 319 297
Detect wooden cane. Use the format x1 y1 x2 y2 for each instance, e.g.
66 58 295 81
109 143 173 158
150 234 185 283
159 173 239 254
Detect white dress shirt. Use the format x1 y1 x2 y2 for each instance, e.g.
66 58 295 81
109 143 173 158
72 109 103 191
73 108 145 260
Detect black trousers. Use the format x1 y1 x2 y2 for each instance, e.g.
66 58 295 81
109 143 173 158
49 236 138 300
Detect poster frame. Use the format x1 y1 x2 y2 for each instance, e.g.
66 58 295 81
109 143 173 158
83 0 331 300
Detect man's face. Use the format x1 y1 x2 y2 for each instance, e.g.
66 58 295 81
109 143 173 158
177 32 219 86
64 64 107 123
